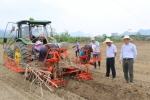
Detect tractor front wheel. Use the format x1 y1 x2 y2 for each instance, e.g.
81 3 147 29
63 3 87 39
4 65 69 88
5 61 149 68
14 42 28 63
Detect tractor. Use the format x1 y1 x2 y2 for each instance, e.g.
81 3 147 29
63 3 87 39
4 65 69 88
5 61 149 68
3 17 57 63
2 17 98 89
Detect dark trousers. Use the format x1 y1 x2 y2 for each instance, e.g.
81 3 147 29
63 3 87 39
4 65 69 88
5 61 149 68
123 58 134 82
106 57 116 78
93 54 101 68
39 46 47 62
75 49 79 57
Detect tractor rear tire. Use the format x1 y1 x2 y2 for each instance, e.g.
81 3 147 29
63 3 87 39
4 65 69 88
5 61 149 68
14 42 28 63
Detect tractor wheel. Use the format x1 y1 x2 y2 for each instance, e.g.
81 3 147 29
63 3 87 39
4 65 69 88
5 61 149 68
3 48 13 60
14 42 28 63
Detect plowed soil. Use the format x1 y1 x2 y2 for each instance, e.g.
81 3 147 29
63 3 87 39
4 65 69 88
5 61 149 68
0 41 150 100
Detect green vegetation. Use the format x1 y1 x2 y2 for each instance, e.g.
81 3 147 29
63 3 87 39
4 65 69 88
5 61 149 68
0 30 149 44
52 30 91 43
52 31 121 43
0 38 3 44
51 30 150 43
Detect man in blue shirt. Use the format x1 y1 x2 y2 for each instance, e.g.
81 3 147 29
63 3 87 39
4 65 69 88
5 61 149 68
119 35 137 83
90 37 101 69
72 40 80 57
103 38 117 79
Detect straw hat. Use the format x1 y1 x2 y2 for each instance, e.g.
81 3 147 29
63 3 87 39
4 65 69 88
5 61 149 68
91 37 95 41
103 38 113 43
123 35 130 40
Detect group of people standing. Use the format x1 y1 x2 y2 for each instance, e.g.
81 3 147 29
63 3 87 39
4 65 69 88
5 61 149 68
73 35 137 83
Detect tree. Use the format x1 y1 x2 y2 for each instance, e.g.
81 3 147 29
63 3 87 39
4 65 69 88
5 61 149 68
102 34 107 40
60 30 70 42
50 28 57 37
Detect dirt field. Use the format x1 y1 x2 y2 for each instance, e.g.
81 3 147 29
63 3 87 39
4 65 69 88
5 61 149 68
0 41 150 100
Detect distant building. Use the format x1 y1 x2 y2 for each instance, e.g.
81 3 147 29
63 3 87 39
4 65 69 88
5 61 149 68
111 33 118 37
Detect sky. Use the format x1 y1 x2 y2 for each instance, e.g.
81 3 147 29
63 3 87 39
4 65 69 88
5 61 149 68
1 0 150 36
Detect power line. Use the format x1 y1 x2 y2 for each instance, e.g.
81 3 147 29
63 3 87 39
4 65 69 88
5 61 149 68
137 0 150 15
131 0 150 18
113 0 149 25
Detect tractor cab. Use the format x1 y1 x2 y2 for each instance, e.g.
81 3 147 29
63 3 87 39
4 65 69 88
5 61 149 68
16 17 56 44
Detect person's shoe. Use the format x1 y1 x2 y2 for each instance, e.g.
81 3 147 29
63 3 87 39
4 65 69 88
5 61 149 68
130 82 134 85
112 78 116 81
123 80 129 83
106 76 110 79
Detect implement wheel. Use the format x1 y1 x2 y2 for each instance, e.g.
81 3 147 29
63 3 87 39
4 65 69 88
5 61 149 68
14 42 28 63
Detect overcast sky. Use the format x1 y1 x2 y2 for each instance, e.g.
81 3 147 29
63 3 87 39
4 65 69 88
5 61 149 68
1 0 150 36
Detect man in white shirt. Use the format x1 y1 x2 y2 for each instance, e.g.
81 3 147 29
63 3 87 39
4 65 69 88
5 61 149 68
103 38 117 79
90 37 101 69
119 35 137 83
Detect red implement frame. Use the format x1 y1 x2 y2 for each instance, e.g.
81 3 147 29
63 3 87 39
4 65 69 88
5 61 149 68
4 57 25 73
62 64 93 80
42 48 66 87
42 49 61 70
50 78 66 88
77 64 93 80
62 50 102 81
90 52 102 65
60 48 70 58
77 50 102 65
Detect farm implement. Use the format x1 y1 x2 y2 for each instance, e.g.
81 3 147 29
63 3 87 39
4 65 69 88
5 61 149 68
3 18 102 91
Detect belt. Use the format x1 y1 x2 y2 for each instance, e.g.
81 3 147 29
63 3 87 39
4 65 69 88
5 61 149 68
123 58 133 60
107 57 114 59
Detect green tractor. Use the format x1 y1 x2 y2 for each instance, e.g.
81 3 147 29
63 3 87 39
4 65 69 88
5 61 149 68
3 17 57 63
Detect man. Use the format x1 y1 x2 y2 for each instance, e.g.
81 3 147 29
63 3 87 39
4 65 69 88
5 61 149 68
90 37 101 69
103 38 117 79
72 40 80 57
39 43 60 62
119 35 137 83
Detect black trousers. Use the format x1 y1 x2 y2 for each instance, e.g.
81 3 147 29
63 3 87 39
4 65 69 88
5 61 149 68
93 54 101 68
75 49 79 57
106 57 116 78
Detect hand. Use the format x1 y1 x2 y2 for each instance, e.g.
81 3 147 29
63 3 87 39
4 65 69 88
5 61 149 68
119 60 122 64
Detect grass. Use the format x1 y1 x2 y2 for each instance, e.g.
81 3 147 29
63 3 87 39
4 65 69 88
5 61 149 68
0 38 3 44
